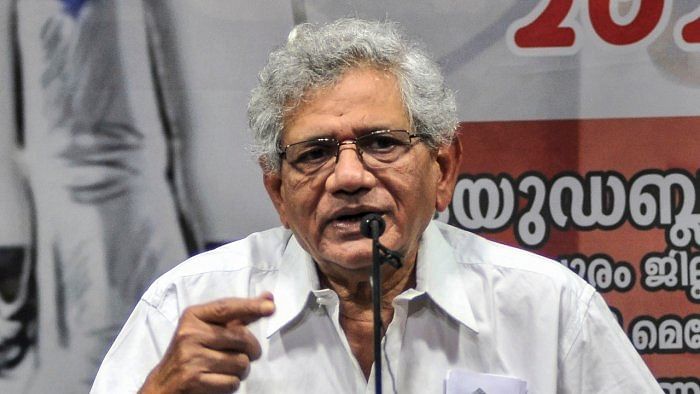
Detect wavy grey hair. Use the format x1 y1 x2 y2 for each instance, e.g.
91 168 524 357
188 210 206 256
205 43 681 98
248 18 457 173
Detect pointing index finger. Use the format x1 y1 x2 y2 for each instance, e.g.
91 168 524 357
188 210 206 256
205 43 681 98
191 294 275 325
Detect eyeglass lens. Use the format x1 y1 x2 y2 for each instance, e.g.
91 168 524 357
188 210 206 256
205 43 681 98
284 130 417 174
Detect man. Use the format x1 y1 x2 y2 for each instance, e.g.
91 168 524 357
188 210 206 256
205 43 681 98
91 19 661 393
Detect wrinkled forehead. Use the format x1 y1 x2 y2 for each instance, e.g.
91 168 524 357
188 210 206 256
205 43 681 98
281 66 411 142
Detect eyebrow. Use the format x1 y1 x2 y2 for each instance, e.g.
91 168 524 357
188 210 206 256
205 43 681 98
354 126 394 135
283 126 397 146
315 128 394 142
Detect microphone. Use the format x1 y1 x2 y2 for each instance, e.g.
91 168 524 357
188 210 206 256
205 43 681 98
360 213 385 239
360 213 399 394
360 214 401 269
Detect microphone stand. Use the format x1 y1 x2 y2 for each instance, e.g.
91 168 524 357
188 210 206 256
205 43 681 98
363 215 402 394
370 224 383 394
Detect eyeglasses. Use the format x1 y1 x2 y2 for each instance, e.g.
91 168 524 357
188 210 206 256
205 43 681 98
278 129 428 175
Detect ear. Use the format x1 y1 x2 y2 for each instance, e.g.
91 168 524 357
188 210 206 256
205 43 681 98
434 138 462 212
263 170 290 228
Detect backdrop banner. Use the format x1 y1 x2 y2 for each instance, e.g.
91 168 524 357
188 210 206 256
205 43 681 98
3 0 186 391
0 1 697 392
450 122 700 389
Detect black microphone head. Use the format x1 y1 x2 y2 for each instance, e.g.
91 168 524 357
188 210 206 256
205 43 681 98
360 213 385 239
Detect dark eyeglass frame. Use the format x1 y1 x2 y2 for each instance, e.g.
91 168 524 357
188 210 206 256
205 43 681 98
278 129 429 174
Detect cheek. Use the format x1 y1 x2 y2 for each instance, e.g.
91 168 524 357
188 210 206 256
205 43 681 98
281 176 324 222
386 160 438 220
411 170 440 223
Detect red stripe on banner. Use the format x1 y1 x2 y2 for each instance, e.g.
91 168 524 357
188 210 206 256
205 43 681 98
456 117 700 378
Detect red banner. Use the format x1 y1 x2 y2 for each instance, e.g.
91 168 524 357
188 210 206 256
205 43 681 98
453 119 700 382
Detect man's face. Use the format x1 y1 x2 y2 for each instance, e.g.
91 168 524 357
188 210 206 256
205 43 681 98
264 67 460 276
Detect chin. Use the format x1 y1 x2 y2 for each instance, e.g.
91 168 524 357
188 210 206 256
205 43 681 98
316 249 374 274
317 238 371 261
334 253 373 270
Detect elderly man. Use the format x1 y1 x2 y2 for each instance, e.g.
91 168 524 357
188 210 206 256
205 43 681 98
91 19 660 393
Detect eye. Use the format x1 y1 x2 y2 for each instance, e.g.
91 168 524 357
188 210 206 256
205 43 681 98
363 132 406 153
291 141 335 165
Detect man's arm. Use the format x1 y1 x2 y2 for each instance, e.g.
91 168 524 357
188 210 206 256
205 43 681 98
558 292 662 393
91 293 275 394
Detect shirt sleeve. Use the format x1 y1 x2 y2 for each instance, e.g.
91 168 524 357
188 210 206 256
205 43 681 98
558 292 663 394
90 299 176 393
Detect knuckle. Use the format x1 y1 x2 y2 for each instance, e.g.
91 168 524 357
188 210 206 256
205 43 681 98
235 353 251 369
225 327 258 358
210 375 241 393
246 337 262 360
223 321 246 336
224 324 250 347
229 376 242 392
181 305 198 320
248 347 261 361
168 343 189 363
174 325 199 343
209 299 230 317
178 308 202 328
238 299 261 315
224 319 244 331
236 354 251 379
180 368 202 389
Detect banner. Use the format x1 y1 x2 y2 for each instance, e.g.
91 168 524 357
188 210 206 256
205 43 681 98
451 123 699 388
0 1 34 392
0 1 697 392
3 0 187 391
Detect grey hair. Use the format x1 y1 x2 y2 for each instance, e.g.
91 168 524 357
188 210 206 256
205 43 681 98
248 18 457 173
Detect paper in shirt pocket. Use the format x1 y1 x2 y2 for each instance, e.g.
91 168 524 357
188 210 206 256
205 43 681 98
445 369 528 394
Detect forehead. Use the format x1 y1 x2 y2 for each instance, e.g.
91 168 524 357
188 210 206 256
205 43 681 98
282 67 410 143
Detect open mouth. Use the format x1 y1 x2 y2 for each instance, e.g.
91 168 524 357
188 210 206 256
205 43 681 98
330 210 384 230
335 212 372 223
326 202 387 233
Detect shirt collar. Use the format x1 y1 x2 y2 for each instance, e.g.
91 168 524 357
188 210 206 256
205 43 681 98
265 221 480 337
266 234 319 338
414 221 479 333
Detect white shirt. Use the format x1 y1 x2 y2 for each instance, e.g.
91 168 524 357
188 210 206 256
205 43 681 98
91 221 661 393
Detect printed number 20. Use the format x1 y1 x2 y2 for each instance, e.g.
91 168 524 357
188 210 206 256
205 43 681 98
510 0 700 53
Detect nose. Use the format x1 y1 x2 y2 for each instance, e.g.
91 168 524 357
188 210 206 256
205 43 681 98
326 144 376 194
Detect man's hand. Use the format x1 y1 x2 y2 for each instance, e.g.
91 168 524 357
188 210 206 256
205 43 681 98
139 292 275 394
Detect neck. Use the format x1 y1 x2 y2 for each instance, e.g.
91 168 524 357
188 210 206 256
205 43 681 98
317 254 417 320
317 253 417 380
